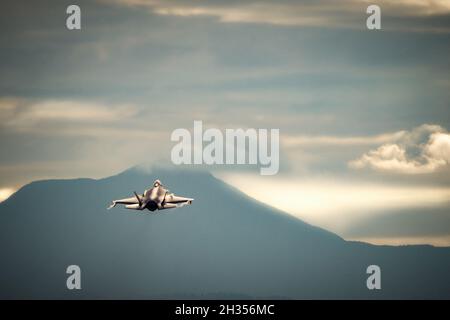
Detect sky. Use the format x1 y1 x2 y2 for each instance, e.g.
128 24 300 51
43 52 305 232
1 0 450 246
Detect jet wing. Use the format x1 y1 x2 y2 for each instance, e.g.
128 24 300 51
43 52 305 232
159 193 194 210
107 196 139 209
164 194 194 204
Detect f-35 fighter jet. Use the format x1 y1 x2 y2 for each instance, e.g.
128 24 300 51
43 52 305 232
108 180 193 212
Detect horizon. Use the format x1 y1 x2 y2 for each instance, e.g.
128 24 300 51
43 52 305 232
2 164 450 247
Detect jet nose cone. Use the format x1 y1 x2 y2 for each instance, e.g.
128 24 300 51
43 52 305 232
153 179 162 187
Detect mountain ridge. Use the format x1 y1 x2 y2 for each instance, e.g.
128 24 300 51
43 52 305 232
1 166 449 299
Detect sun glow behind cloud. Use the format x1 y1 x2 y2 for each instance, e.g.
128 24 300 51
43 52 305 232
346 235 450 247
218 173 450 245
0 188 14 203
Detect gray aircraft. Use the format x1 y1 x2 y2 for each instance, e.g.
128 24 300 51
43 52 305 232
107 179 194 212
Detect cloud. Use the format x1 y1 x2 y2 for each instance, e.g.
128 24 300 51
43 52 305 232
283 131 406 147
349 124 450 174
0 97 178 187
342 205 450 246
388 0 450 15
0 97 138 132
109 0 450 32
218 172 450 243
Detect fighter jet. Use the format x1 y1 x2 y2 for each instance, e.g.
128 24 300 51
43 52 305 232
107 179 193 212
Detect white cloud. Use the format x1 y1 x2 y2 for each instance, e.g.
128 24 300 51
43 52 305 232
349 124 450 174
282 131 406 147
0 97 139 133
110 0 354 28
109 0 450 31
426 131 450 164
381 0 450 15
5 99 136 125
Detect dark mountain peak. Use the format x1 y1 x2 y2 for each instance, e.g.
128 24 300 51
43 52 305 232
1 166 450 299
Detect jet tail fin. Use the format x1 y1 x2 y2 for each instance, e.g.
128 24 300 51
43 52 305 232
107 201 116 210
133 191 142 207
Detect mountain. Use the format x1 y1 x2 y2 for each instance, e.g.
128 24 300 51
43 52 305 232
1 166 450 299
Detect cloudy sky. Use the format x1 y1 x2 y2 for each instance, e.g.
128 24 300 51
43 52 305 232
1 0 450 245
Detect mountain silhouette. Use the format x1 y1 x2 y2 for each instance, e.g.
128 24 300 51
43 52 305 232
1 166 449 299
